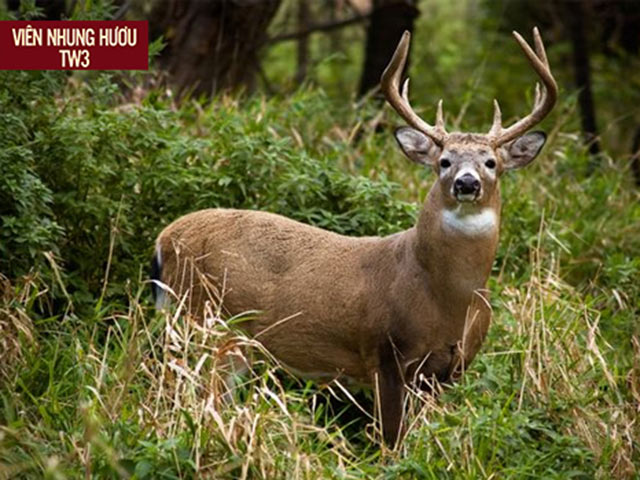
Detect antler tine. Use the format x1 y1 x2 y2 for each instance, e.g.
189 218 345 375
488 99 502 137
488 28 558 146
534 82 542 107
436 99 445 130
401 78 410 102
381 31 447 145
532 26 548 67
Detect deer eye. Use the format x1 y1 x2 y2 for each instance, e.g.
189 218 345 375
485 159 496 169
440 158 451 169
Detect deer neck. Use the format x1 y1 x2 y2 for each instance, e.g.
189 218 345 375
413 182 500 300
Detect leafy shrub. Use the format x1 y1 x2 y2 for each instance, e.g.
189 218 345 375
0 72 67 276
0 71 416 307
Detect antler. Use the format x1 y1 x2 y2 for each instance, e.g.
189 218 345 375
381 31 447 146
487 27 558 146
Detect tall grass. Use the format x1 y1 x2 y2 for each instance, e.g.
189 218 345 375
1 85 639 477
1 213 638 478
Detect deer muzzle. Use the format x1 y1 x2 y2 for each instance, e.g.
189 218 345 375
453 173 481 200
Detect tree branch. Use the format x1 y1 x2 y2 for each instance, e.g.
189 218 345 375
266 13 370 45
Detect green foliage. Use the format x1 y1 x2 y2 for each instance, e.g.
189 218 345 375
0 71 415 305
0 71 67 275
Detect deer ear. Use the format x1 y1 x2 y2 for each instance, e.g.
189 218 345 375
394 127 441 167
501 131 546 170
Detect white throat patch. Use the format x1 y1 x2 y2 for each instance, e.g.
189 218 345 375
442 207 497 237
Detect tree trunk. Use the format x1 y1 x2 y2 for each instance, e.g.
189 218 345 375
295 0 311 84
631 127 640 187
358 0 419 97
564 1 601 160
151 0 281 98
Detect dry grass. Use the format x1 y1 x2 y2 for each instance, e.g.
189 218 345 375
2 218 637 478
0 273 36 383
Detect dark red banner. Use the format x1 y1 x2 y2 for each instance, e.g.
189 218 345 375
0 21 148 70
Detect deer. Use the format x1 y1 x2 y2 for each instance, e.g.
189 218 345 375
151 28 557 447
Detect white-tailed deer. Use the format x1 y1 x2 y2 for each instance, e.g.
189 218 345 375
152 28 557 446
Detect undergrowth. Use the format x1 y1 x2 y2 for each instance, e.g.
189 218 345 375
1 223 637 478
1 13 639 479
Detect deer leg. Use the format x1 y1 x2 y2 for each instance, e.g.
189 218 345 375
375 346 405 447
218 341 250 403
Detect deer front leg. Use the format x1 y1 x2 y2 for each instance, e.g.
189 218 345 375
455 290 492 378
374 343 405 447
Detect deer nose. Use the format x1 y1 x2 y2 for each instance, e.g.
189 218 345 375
454 174 481 195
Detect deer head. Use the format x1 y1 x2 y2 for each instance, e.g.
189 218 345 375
382 28 557 211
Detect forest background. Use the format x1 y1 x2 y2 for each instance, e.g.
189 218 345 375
0 0 639 478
